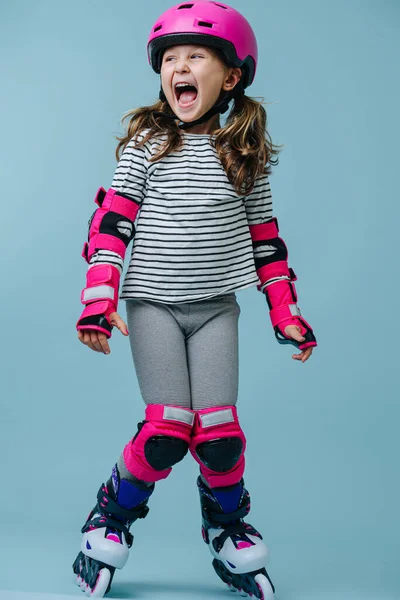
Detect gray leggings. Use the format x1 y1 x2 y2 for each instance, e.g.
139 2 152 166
125 293 240 411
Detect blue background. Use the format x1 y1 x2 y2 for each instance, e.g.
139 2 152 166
1 1 399 599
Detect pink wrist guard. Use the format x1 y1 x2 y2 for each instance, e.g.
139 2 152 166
76 264 121 338
249 217 317 350
265 276 317 350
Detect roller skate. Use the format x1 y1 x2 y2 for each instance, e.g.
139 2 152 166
72 465 154 597
198 476 275 599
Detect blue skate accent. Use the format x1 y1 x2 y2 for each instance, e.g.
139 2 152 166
213 482 243 514
117 479 153 510
111 464 119 496
227 561 236 569
86 541 92 550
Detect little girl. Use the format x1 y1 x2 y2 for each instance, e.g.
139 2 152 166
73 2 317 598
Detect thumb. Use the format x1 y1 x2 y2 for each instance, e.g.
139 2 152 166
109 312 129 335
284 325 305 341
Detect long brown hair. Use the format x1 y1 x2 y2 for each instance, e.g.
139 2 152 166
115 92 281 197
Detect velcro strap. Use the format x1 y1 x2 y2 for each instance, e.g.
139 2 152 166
81 284 115 303
163 406 195 426
206 504 249 526
96 486 148 523
249 217 279 242
81 242 89 263
80 300 113 319
81 265 120 305
257 260 291 283
88 233 127 260
270 304 301 327
94 187 107 207
101 188 141 221
199 408 235 428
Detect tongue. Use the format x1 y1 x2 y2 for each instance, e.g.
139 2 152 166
180 90 197 104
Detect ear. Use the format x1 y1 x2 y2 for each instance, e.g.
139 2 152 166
222 67 242 92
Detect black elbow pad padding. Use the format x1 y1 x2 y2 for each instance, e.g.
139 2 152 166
253 237 288 271
100 212 135 244
144 436 189 470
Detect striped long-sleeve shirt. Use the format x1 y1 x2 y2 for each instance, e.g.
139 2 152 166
89 131 275 304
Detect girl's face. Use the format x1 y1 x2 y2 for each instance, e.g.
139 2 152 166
160 44 241 126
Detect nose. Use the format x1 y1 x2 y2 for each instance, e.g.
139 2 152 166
175 57 190 74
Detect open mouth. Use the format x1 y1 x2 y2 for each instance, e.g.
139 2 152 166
174 82 198 108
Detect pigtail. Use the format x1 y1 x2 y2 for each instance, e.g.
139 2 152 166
213 95 281 196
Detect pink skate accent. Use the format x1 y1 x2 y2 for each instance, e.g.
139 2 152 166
106 533 120 543
190 406 246 488
249 219 279 242
237 541 253 549
123 404 195 483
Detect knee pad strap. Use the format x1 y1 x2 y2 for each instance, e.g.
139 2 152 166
190 406 246 488
123 405 195 483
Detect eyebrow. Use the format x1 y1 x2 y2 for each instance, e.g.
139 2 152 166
164 46 209 55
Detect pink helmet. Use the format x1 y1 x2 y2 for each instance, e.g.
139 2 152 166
147 1 258 89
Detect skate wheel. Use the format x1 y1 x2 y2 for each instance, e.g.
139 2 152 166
254 573 274 600
85 567 111 597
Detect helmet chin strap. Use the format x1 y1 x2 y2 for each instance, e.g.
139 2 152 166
154 86 238 130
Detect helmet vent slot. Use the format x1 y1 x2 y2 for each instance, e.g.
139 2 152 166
153 24 162 32
212 2 228 7
178 3 194 8
198 20 213 28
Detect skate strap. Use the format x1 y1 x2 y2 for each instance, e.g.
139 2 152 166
212 522 262 553
204 503 249 525
96 486 149 522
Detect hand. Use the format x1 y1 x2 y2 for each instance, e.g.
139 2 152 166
77 312 129 354
284 325 314 363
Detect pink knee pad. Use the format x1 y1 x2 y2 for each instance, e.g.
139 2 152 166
123 404 195 483
190 406 246 488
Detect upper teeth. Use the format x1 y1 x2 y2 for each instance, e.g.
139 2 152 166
176 83 194 88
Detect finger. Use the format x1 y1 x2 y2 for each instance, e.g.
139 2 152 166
90 331 103 353
110 314 129 335
292 353 303 361
97 334 111 354
302 348 313 363
82 331 92 346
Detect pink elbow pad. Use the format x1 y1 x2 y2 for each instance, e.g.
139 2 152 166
81 187 141 264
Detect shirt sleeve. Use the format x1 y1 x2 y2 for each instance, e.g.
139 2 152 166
243 174 273 225
88 133 150 273
244 175 290 291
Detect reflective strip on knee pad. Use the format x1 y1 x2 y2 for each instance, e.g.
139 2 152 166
123 404 195 483
190 406 246 488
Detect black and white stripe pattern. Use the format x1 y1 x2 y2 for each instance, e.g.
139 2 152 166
89 131 278 303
